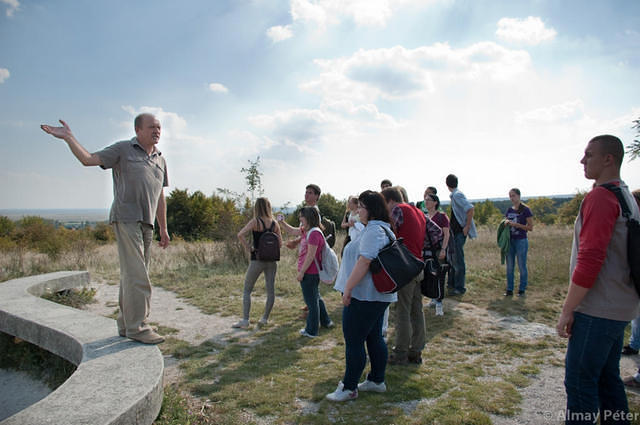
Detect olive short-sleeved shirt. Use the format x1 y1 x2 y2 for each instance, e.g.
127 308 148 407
97 137 168 226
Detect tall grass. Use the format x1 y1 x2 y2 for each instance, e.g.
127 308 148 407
4 225 640 424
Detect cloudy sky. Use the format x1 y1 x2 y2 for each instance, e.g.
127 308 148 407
1 0 639 209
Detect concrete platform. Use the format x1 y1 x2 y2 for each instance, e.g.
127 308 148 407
0 271 164 425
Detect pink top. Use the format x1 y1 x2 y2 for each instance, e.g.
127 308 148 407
298 228 325 274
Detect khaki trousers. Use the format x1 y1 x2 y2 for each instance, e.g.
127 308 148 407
393 273 426 358
113 221 154 338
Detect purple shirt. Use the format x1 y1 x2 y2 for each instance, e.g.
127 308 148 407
506 205 532 240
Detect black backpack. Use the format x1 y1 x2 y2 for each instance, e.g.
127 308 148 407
321 216 337 248
255 217 280 261
601 183 640 295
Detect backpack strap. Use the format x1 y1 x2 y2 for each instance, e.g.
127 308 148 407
601 183 632 219
257 216 266 230
423 214 437 260
307 227 325 271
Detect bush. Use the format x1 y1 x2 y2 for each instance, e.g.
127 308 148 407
285 193 347 228
93 222 115 243
556 192 585 225
527 197 556 225
166 189 245 241
474 199 503 226
0 216 14 237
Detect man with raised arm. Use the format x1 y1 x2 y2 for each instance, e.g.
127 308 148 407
556 135 640 424
41 113 170 344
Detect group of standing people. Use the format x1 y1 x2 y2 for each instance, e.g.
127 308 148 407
41 116 640 421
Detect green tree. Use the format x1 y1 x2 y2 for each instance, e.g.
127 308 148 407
241 156 263 203
0 216 14 237
166 188 246 241
11 216 65 259
286 193 347 228
317 193 347 225
473 199 502 225
527 197 556 225
555 192 586 225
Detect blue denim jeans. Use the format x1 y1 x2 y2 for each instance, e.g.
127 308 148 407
506 238 528 292
628 316 640 350
564 312 630 425
448 232 467 292
300 273 331 336
342 298 390 391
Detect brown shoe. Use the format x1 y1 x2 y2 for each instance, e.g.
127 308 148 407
408 352 423 364
130 330 165 344
119 323 158 338
623 376 640 389
388 353 409 365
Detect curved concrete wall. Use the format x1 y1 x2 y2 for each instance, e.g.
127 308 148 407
0 271 164 425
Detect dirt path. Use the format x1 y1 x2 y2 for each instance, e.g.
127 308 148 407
84 279 640 424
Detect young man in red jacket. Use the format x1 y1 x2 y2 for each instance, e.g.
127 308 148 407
382 187 426 365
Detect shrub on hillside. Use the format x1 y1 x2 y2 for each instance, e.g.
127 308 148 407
92 222 115 243
555 192 585 225
474 199 503 226
166 189 246 241
0 216 14 237
526 197 556 225
285 193 347 228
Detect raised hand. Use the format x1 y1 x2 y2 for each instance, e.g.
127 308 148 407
41 120 73 141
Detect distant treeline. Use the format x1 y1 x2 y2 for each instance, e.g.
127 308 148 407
469 194 584 226
0 191 583 254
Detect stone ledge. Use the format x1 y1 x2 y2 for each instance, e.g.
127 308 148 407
0 271 164 425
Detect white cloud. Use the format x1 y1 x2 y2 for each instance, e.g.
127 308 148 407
496 16 557 45
279 0 441 40
516 100 585 125
290 0 434 28
301 42 531 103
208 82 229 93
0 68 9 84
1 0 19 17
266 25 294 43
247 100 401 160
290 0 332 30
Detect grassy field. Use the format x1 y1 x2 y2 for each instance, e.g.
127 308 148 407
2 224 639 424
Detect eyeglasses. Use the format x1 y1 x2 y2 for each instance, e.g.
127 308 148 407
357 204 366 209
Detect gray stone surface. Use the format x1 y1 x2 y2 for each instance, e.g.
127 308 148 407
0 271 164 425
0 370 52 421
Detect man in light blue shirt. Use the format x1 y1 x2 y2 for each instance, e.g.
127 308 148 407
446 174 476 295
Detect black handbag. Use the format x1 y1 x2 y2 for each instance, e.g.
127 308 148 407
370 225 425 294
421 258 441 298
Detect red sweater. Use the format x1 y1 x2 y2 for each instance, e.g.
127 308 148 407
572 184 620 288
394 204 426 260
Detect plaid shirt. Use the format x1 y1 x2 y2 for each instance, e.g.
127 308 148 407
391 204 403 230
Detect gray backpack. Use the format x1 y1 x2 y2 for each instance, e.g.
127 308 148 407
308 227 339 284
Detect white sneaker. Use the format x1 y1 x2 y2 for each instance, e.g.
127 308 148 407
435 302 444 316
428 299 437 308
258 318 268 327
232 319 249 329
357 379 387 393
299 328 316 338
326 382 358 401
